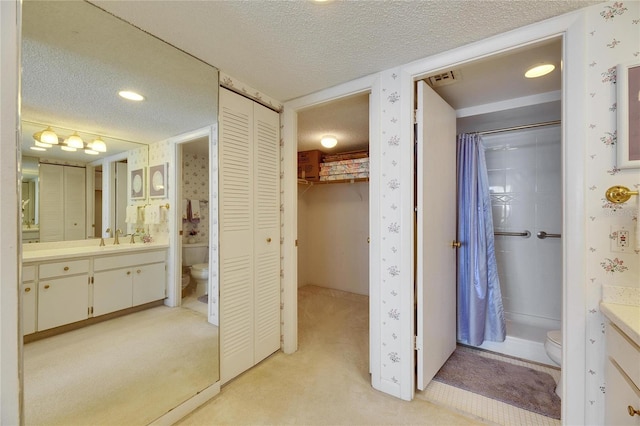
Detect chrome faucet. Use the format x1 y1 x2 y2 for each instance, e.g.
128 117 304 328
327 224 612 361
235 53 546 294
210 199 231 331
114 228 122 245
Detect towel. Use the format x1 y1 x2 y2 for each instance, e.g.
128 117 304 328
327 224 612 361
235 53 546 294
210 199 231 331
125 206 138 224
182 199 189 223
144 204 160 225
190 199 201 224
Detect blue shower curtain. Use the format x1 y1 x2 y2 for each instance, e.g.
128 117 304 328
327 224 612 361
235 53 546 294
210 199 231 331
456 133 506 346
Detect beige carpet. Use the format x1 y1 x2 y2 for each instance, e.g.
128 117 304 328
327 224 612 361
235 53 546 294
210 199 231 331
23 306 219 426
177 285 484 425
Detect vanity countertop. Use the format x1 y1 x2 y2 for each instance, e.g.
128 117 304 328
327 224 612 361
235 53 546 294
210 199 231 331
600 302 640 346
23 242 169 263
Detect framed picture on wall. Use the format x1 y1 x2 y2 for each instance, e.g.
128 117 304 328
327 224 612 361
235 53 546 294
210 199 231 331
617 61 640 169
149 163 168 198
130 167 145 199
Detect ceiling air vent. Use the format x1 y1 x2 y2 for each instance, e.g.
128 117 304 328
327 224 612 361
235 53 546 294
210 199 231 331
426 70 462 87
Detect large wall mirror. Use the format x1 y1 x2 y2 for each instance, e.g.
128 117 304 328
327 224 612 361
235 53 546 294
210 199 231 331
21 1 219 423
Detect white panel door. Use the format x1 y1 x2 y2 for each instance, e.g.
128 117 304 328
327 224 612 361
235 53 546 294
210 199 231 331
39 164 64 242
64 166 86 241
416 80 457 390
219 88 255 383
253 102 281 363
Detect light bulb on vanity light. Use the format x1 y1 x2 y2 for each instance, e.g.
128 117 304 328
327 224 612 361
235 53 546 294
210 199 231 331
89 137 107 152
66 132 84 149
321 135 338 149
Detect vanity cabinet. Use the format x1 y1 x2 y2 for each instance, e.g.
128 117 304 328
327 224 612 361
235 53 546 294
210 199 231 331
93 250 166 316
24 247 167 335
37 259 90 331
605 322 640 425
22 265 36 335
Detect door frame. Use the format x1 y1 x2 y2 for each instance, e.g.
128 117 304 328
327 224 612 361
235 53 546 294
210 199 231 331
400 15 586 422
282 75 381 357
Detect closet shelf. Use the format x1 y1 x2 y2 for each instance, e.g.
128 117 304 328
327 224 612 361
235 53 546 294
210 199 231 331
297 178 369 185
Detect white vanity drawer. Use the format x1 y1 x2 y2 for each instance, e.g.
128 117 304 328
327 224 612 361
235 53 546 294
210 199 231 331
608 323 640 389
23 265 36 282
93 250 166 271
39 259 90 279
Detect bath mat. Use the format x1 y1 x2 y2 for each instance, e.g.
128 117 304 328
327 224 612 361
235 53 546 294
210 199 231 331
433 349 560 419
197 294 208 304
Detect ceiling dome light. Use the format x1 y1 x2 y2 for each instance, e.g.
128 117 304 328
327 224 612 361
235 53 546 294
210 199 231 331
321 135 338 149
525 64 555 78
118 90 145 101
66 132 84 149
89 137 107 152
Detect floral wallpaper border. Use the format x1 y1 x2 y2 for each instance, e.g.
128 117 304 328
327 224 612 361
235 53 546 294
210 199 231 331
220 71 283 112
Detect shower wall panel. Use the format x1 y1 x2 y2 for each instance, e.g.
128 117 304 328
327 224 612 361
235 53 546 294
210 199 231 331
483 125 562 325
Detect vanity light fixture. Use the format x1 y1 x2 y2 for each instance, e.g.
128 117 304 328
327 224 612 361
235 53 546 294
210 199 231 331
525 64 555 78
66 132 84 149
34 140 51 149
321 135 338 148
33 127 59 145
89 137 107 152
118 90 145 101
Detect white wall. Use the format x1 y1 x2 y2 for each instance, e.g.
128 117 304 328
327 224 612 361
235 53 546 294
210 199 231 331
297 182 369 296
485 125 563 327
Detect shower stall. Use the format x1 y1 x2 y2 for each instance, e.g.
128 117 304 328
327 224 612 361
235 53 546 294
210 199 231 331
472 122 562 365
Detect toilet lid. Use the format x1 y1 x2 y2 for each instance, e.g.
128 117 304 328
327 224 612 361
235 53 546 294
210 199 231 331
547 330 562 345
192 263 208 272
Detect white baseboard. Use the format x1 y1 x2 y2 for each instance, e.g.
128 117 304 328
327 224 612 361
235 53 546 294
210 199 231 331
149 381 221 426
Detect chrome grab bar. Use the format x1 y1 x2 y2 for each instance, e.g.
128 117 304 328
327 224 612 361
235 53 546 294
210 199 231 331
494 230 531 238
537 231 561 239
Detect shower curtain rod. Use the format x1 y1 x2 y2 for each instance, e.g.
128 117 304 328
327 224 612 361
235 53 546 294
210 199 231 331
477 120 561 136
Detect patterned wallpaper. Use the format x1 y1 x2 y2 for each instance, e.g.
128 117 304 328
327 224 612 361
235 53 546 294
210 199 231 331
377 69 405 387
148 140 172 242
584 1 639 421
181 151 210 244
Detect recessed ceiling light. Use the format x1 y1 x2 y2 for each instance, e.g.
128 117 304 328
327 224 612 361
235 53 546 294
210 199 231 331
321 135 338 148
525 64 555 78
118 90 145 101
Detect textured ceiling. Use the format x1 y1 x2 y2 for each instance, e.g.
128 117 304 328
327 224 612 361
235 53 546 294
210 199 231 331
92 0 601 102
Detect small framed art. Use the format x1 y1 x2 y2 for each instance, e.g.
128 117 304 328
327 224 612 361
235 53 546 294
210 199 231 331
617 61 640 169
149 163 168 198
130 167 145 199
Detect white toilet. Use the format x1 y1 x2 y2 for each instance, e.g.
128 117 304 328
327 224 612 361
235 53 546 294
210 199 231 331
545 330 562 398
182 242 209 298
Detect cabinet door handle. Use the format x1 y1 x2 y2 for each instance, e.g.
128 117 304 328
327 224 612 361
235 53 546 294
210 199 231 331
25 287 31 293
137 269 141 274
629 406 640 417
126 271 131 275
266 237 272 243
44 284 50 289
64 266 69 271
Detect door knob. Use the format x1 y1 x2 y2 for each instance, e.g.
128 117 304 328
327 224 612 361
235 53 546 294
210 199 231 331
44 284 50 289
25 287 31 293
451 241 461 248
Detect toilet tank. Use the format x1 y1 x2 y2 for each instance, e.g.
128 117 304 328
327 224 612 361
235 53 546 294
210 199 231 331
182 242 208 266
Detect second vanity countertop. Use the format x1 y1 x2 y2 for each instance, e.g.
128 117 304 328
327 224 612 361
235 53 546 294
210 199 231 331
23 241 169 263
600 302 640 347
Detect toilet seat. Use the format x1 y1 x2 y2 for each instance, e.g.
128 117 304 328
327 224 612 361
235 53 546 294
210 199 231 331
191 263 209 273
547 330 562 347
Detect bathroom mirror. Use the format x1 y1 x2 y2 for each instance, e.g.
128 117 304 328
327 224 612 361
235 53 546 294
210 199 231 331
21 1 220 423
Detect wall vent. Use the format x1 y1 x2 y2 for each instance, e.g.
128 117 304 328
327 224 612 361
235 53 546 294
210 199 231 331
426 70 462 87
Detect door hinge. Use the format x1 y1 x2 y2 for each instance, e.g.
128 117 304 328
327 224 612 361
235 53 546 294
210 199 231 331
90 276 94 284
413 335 417 351
413 109 417 125
88 306 94 315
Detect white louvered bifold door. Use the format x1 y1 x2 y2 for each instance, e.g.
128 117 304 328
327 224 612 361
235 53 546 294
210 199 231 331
63 166 86 241
253 103 280 363
220 88 255 383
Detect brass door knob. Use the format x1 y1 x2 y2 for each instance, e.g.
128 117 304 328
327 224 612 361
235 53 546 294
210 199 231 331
451 241 461 248
25 287 31 293
127 271 131 275
44 284 50 289
629 405 640 417
64 266 69 271
266 238 272 243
